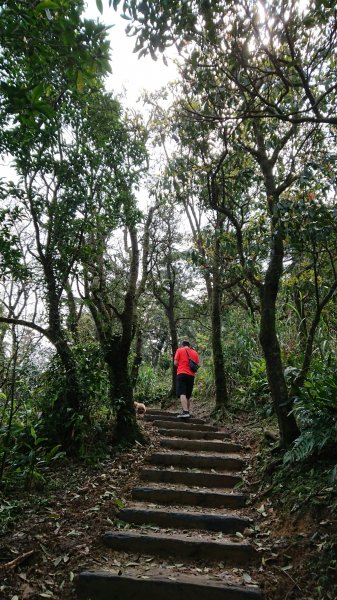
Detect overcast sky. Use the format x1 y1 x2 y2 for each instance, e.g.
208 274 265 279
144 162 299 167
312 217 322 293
84 1 178 108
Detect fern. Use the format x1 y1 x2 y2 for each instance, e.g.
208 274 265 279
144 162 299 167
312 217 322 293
285 360 337 464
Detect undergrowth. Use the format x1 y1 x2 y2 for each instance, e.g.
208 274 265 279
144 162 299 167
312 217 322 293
258 440 337 599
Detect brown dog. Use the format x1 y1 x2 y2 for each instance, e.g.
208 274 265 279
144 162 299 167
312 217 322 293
134 401 146 415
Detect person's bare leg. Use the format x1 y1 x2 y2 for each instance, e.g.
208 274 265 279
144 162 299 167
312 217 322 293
187 398 192 412
180 394 188 412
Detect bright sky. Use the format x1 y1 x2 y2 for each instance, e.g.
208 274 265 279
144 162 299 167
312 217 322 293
84 1 178 108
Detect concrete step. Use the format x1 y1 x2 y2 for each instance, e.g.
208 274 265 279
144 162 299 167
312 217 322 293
159 428 230 440
153 420 219 431
145 414 205 424
76 572 262 600
160 438 242 453
141 468 242 488
102 530 256 564
131 485 247 508
148 452 244 471
117 507 251 533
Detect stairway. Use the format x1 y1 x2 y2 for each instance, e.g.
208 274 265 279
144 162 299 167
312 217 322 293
76 409 262 599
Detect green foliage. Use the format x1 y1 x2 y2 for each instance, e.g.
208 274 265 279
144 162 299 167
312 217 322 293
245 359 271 410
0 0 112 132
134 364 169 404
0 202 28 279
221 309 261 395
0 498 29 535
284 360 337 465
0 414 65 490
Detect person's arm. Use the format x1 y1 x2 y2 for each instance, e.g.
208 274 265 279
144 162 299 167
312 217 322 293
174 359 178 367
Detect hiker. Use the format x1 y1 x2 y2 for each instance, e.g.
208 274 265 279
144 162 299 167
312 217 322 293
174 340 200 419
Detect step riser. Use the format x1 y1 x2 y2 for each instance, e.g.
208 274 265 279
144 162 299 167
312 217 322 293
159 428 229 440
153 421 218 431
76 573 263 600
148 453 244 471
160 439 242 453
146 415 205 424
131 487 246 508
141 468 242 488
102 532 255 564
118 509 250 533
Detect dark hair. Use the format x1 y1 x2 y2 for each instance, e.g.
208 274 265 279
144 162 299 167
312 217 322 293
182 340 190 347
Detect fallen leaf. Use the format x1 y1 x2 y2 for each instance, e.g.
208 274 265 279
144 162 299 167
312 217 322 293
21 584 36 599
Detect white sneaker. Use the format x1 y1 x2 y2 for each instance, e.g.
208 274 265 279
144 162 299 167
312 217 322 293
177 411 190 418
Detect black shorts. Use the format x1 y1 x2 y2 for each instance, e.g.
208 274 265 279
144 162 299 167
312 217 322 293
176 373 195 399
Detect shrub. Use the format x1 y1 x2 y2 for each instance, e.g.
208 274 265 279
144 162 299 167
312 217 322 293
284 359 337 465
134 364 169 404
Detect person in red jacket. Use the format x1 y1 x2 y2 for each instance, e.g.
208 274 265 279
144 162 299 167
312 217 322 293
174 340 200 418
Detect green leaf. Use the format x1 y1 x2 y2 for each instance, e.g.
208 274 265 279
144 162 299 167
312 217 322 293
31 83 44 103
76 70 85 93
33 101 55 119
96 0 103 14
35 0 59 13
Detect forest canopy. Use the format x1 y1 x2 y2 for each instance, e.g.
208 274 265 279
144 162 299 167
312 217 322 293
0 0 336 486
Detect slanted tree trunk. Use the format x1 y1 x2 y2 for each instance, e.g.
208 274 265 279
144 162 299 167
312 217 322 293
254 133 300 447
45 266 83 416
259 234 300 447
85 224 144 445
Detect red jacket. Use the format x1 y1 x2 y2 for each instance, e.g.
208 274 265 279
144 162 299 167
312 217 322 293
174 347 200 376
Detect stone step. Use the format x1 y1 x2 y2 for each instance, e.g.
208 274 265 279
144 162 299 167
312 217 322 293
160 438 242 453
159 428 229 441
153 420 219 431
76 572 262 600
145 409 176 416
145 414 205 424
141 468 242 488
148 452 244 471
117 507 251 533
131 485 247 508
102 530 256 564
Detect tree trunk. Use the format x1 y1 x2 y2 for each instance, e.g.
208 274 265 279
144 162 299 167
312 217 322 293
131 325 143 386
259 233 300 448
86 224 144 445
105 338 142 444
167 302 178 398
211 281 229 410
253 127 300 448
44 267 84 448
211 221 229 410
46 275 83 415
